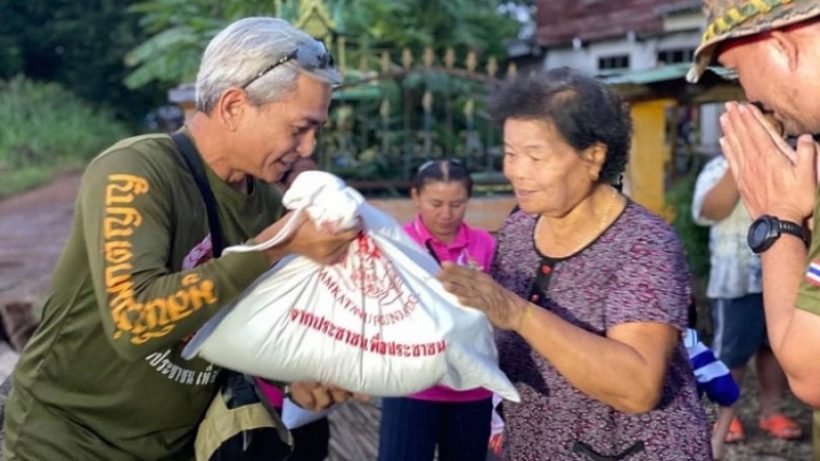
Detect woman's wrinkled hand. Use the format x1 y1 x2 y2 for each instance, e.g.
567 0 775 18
437 262 530 331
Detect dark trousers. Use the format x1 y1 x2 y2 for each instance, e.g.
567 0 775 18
378 397 493 461
270 407 330 461
289 417 330 461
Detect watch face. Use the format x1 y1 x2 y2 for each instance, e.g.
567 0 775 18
748 215 777 253
750 220 771 245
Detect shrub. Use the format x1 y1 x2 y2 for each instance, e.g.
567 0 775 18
666 174 710 280
0 76 129 196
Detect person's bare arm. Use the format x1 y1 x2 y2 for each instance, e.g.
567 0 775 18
438 264 677 413
517 306 678 413
721 102 820 406
757 235 820 404
700 169 740 221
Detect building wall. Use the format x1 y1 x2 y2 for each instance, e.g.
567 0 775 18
542 29 702 75
625 99 676 218
535 0 686 47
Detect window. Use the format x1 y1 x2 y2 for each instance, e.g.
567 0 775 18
657 48 695 65
597 54 630 71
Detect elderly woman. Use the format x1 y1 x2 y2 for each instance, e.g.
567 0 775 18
438 68 711 460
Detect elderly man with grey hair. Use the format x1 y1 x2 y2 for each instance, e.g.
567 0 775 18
2 17 358 460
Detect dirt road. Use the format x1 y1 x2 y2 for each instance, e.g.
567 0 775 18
0 174 80 308
0 174 814 460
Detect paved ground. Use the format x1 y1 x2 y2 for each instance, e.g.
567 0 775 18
0 173 815 460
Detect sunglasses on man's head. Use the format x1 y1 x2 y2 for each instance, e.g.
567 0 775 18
240 39 336 90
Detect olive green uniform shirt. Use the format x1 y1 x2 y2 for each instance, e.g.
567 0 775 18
3 132 283 460
796 191 820 315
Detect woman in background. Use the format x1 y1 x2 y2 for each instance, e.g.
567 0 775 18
378 159 496 461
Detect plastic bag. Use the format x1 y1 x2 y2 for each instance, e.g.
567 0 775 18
282 398 331 429
255 378 331 429
183 172 519 402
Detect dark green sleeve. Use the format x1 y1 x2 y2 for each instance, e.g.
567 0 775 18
80 149 271 360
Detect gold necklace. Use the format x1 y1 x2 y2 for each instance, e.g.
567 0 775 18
535 187 619 257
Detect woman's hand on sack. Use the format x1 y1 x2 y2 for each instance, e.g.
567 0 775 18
438 262 530 331
287 381 369 411
257 212 361 266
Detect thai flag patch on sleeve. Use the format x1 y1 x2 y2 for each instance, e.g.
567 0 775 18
806 260 820 287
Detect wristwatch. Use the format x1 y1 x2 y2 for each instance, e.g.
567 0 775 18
746 215 809 254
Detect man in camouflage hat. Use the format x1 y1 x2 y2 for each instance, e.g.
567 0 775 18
689 0 820 409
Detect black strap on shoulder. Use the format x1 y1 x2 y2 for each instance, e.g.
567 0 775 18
424 241 442 266
170 132 225 257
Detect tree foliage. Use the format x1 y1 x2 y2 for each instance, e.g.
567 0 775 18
0 1 524 124
0 0 164 123
123 0 279 88
124 0 522 88
345 0 516 53
0 76 130 198
666 173 711 279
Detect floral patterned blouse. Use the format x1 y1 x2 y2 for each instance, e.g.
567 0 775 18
493 201 711 461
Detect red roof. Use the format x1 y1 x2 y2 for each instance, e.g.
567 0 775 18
535 0 701 47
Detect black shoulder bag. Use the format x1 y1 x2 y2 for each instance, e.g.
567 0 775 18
170 132 293 461
172 133 225 256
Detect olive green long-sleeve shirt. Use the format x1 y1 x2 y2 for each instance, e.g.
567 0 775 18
4 132 283 460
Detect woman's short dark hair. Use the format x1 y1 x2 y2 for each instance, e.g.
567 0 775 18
412 159 474 197
489 67 632 185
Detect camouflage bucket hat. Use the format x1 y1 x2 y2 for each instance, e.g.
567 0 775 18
687 0 820 83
